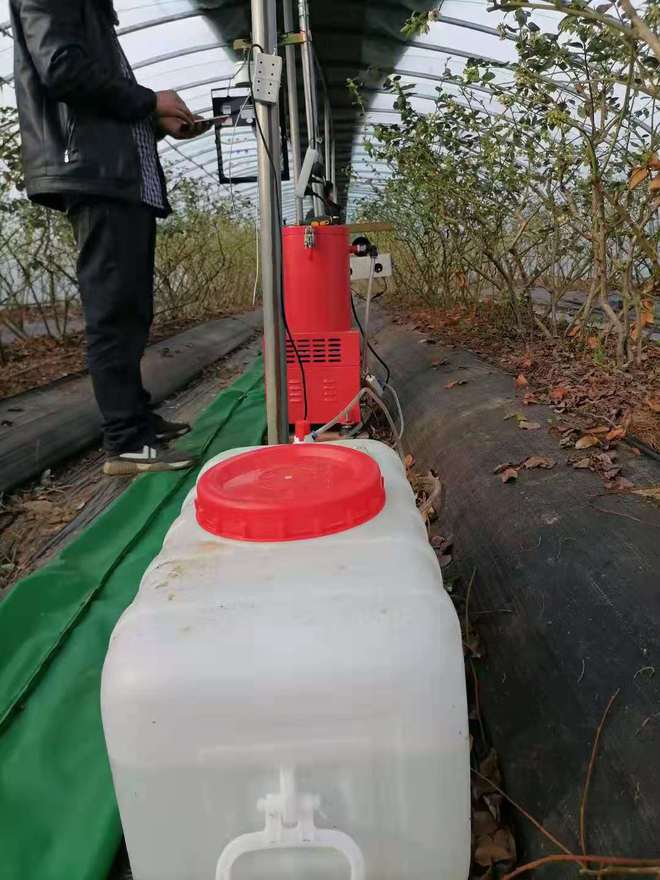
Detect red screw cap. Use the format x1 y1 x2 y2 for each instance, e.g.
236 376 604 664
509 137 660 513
195 444 385 542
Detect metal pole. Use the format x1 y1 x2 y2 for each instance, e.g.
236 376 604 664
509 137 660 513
282 0 303 224
251 0 288 443
298 0 323 216
331 138 336 194
323 95 332 182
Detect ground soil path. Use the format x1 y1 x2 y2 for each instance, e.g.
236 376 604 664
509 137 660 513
5 311 659 871
372 313 660 861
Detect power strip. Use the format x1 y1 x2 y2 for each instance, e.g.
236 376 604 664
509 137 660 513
251 52 282 105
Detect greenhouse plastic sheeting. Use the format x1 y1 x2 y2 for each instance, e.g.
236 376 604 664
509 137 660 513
0 0 534 216
0 362 266 880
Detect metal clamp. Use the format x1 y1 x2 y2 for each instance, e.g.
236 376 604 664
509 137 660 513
304 225 316 249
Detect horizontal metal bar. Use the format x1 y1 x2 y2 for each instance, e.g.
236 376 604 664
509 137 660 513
132 41 231 72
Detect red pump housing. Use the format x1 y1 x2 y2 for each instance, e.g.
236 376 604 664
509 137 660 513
281 225 361 426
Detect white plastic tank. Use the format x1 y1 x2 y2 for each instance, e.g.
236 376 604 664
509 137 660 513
101 440 470 880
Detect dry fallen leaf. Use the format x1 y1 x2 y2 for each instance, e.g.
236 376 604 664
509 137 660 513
518 419 541 430
573 457 592 469
464 629 484 658
587 335 600 350
550 386 569 403
629 165 650 190
606 476 634 492
523 392 538 406
632 487 660 503
641 298 654 327
648 397 660 414
474 834 513 868
483 793 503 826
404 454 415 470
479 748 502 785
514 373 528 388
473 810 499 837
431 358 449 368
606 427 626 442
499 468 518 483
575 434 600 449
445 379 467 389
493 461 517 474
431 534 454 555
22 500 56 516
522 456 556 470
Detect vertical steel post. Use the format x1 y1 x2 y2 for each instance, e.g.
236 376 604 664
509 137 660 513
324 95 332 183
251 0 288 443
298 0 323 216
282 0 303 225
331 137 336 195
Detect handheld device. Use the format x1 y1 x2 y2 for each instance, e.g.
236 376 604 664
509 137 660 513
180 114 229 133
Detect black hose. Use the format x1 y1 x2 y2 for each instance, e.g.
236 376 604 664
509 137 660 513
627 435 660 463
350 290 391 385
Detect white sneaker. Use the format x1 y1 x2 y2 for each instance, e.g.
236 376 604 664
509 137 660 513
103 445 198 476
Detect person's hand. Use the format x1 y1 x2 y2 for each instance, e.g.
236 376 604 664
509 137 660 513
155 90 194 125
158 115 214 140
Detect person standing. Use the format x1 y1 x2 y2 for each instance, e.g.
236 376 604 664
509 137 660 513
10 0 211 474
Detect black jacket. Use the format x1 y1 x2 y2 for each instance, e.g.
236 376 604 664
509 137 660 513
10 0 162 210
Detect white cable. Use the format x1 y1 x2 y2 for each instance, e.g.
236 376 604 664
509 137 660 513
252 222 260 305
224 54 259 305
363 387 405 462
310 387 405 463
227 90 251 217
361 255 376 375
311 388 367 439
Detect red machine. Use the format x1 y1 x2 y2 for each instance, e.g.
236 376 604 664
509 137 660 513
281 224 361 425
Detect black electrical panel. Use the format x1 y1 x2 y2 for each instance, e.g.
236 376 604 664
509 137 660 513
212 91 290 185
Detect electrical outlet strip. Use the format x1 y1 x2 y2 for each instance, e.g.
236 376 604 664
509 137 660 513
251 52 282 104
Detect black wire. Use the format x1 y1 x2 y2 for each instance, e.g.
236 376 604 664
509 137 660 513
248 45 308 421
350 289 391 385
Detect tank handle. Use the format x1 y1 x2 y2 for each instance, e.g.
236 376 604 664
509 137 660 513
215 770 365 880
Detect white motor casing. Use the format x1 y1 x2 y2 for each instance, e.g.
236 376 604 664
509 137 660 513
349 254 392 281
101 440 470 880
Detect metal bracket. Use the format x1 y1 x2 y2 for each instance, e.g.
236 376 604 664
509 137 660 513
280 31 306 45
234 33 306 49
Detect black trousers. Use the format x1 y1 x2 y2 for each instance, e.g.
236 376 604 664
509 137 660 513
68 199 157 453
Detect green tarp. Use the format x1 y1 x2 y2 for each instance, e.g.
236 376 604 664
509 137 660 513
0 363 266 880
